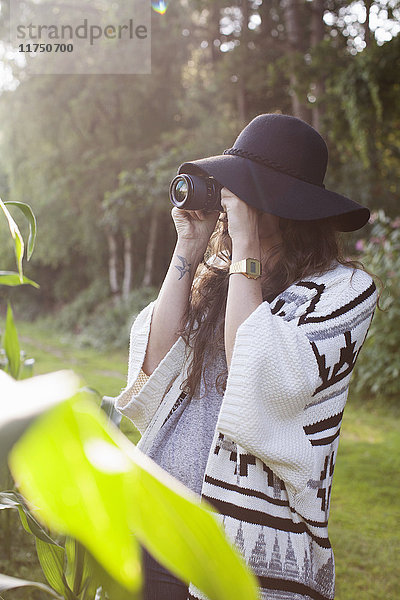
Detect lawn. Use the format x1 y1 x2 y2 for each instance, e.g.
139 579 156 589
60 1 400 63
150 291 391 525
1 320 399 599
14 320 129 397
329 401 400 599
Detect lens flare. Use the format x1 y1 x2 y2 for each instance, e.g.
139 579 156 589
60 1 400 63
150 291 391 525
151 1 168 14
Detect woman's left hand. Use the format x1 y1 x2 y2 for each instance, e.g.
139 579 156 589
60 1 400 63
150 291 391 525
220 187 261 244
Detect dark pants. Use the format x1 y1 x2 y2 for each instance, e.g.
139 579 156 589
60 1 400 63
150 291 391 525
141 546 189 600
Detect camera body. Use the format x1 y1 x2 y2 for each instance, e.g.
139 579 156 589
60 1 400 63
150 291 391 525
169 174 224 212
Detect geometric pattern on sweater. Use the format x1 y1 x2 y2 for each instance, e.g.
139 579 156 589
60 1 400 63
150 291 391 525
189 519 335 600
188 266 376 600
114 261 377 600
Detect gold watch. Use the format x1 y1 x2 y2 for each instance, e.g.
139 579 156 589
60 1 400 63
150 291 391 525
229 258 261 279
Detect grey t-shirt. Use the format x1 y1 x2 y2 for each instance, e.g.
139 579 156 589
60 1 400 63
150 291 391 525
146 344 227 496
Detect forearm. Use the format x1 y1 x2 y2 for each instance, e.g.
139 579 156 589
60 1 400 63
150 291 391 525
142 240 205 376
225 239 263 371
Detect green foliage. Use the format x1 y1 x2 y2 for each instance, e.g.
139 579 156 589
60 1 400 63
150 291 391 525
352 211 400 400
1 364 259 599
3 303 21 379
49 285 158 350
0 492 98 600
1 0 399 314
0 369 80 460
330 402 400 599
77 287 158 349
326 35 400 216
7 390 259 600
0 199 26 282
0 199 37 283
47 280 111 333
0 200 38 381
4 202 37 261
0 271 39 288
335 50 382 167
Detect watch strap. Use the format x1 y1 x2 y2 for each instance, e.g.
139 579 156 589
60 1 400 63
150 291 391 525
229 258 261 279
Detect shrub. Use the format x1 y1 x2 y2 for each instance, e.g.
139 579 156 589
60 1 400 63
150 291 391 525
48 285 158 350
352 211 400 401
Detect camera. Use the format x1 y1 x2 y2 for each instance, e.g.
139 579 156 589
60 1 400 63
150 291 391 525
169 174 224 212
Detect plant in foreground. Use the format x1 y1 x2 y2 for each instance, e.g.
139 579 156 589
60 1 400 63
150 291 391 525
1 371 259 600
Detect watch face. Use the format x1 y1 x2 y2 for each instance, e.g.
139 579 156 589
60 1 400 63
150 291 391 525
249 261 257 274
246 258 260 277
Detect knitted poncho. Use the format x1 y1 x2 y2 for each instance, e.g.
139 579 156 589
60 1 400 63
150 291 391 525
115 261 377 600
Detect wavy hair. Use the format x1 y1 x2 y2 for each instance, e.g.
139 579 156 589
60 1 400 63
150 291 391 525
176 212 366 400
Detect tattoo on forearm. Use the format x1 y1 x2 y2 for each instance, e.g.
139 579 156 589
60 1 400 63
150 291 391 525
175 255 191 280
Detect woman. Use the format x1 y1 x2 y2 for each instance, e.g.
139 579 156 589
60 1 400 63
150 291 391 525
115 114 377 600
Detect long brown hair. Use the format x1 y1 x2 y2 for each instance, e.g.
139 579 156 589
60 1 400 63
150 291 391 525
176 212 364 400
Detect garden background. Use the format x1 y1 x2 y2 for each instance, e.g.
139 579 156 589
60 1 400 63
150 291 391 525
0 0 399 598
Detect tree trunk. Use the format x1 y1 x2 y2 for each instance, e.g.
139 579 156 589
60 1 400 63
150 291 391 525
364 0 372 48
311 0 325 131
106 231 119 297
283 0 310 122
237 78 248 128
142 207 159 288
208 0 222 64
122 230 132 300
237 0 250 126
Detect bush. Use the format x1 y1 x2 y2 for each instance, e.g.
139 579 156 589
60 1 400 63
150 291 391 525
49 279 110 332
352 211 400 400
47 284 158 350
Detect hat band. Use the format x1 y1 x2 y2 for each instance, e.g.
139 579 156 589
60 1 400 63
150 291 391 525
222 147 325 189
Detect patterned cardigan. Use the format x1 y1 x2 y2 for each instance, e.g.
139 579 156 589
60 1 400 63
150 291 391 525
114 261 377 600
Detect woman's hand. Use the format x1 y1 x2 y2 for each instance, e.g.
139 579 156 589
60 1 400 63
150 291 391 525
221 188 264 371
220 187 262 244
171 206 220 249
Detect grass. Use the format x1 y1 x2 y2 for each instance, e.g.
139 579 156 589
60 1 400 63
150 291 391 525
1 320 400 599
330 400 400 599
15 320 129 397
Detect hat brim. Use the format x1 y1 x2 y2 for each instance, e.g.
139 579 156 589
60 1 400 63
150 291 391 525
177 154 369 232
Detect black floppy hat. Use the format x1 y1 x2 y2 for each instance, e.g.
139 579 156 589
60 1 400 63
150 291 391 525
177 113 370 232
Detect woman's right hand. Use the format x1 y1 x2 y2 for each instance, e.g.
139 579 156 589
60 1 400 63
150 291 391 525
171 206 220 248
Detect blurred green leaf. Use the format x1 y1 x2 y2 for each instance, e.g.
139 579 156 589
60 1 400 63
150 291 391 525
9 394 259 600
0 197 25 280
9 393 141 593
0 270 40 288
4 201 37 260
0 369 80 461
3 303 21 379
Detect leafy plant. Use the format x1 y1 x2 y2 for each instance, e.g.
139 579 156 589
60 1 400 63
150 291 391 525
0 377 259 600
47 284 158 350
0 197 38 377
352 211 400 400
0 198 37 282
0 196 39 570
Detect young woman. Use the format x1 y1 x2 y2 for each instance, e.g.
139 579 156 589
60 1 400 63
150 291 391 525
115 114 378 600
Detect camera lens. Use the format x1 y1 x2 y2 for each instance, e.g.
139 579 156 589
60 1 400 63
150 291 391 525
169 173 223 211
170 175 194 208
173 178 188 203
